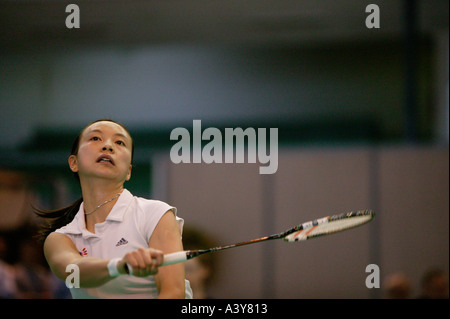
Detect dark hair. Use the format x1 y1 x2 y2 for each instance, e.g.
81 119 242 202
421 267 446 288
182 226 218 285
34 119 134 242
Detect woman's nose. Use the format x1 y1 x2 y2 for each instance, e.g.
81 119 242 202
102 145 113 152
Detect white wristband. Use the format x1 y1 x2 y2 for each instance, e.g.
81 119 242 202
107 258 122 277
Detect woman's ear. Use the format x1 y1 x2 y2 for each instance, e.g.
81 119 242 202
125 164 132 181
68 155 79 173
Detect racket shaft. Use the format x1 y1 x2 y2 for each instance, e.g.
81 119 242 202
161 236 276 267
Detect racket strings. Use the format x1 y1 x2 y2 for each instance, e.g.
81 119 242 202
284 214 373 242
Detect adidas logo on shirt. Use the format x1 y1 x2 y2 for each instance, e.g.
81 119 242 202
116 238 129 247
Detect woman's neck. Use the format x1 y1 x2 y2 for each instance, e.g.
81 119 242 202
80 179 124 228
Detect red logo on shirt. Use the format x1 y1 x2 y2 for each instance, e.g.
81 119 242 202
80 248 88 256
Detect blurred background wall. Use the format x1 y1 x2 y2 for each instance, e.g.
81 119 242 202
0 0 448 298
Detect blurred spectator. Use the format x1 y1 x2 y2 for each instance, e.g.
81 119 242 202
13 238 54 299
417 267 449 299
0 234 17 298
182 227 217 299
0 170 33 232
384 272 412 299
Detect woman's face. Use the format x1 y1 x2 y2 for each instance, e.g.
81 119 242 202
68 121 133 184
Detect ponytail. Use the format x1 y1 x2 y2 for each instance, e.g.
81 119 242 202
34 197 83 242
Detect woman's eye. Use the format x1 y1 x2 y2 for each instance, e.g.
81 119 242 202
91 136 100 141
116 140 125 146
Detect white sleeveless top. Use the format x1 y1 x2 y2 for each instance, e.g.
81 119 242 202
54 189 193 299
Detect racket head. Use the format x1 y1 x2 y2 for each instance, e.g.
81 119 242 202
283 209 375 242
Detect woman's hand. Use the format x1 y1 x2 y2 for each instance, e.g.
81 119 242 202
119 247 164 277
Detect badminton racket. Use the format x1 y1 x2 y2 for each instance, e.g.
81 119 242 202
160 209 375 267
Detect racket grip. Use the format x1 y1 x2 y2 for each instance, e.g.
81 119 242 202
162 251 188 266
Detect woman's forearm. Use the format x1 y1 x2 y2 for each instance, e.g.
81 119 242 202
71 257 115 288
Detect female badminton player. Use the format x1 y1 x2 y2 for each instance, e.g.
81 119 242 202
35 119 192 299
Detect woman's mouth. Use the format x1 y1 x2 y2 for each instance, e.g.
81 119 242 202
96 154 115 165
